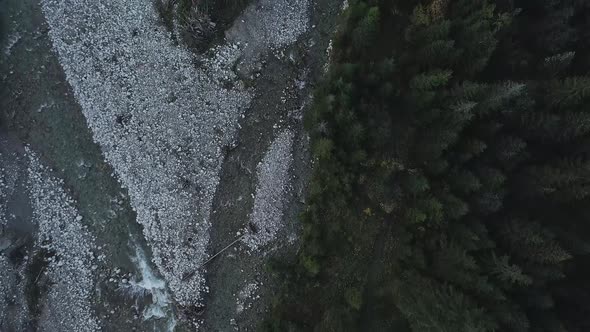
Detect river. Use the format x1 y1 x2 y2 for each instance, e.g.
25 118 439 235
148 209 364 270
0 0 340 330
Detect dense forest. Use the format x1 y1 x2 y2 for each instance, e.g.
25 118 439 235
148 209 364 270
264 0 590 331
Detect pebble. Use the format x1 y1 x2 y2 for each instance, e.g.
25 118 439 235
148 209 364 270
242 130 294 251
39 0 311 325
25 151 99 331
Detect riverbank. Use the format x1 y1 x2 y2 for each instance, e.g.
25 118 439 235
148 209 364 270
1 0 341 329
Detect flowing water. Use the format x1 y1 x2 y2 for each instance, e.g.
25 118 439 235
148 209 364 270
0 0 176 329
0 0 341 329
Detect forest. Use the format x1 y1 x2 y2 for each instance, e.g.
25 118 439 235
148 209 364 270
264 0 590 331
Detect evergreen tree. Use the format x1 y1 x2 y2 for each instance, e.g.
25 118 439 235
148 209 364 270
266 0 590 330
490 254 532 286
501 220 572 265
394 271 498 332
525 157 590 200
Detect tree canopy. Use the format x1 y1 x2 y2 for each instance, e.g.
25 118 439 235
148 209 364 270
264 1 590 331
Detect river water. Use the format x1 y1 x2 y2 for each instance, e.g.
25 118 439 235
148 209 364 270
0 0 177 330
0 0 341 329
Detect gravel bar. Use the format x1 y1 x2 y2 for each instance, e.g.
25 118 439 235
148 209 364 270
40 0 310 310
27 150 100 332
242 129 294 251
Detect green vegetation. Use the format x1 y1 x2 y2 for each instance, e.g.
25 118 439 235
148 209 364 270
265 0 590 331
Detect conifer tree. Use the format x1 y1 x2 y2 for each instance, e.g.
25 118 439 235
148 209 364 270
490 254 532 286
525 157 590 200
394 271 498 332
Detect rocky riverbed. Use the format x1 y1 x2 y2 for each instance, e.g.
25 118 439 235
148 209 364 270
0 0 341 330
